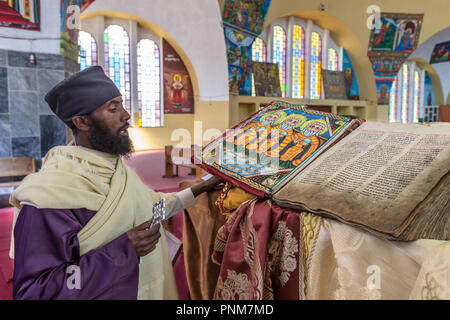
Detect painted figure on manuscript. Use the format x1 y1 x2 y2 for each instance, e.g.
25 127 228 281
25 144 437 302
265 114 305 157
278 120 328 167
226 111 283 149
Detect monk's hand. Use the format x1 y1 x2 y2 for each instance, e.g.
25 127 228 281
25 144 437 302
190 176 223 197
126 218 161 258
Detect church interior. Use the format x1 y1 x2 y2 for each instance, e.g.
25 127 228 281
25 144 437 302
0 0 449 300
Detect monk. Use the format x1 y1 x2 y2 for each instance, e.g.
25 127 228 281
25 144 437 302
9 66 221 300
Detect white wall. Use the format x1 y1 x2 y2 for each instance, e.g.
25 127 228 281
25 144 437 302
83 0 229 102
409 27 450 104
0 1 60 54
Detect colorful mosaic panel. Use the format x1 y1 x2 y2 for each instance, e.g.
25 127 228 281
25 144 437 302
137 39 161 128
104 25 131 114
292 25 305 99
272 26 287 97
78 31 97 71
310 32 322 100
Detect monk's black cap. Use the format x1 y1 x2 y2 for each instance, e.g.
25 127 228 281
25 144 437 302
45 66 121 126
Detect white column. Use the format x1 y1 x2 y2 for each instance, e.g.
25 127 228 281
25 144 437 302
304 20 312 100
129 20 138 126
408 62 415 123
95 15 105 68
323 29 329 70
419 69 425 121
338 46 344 71
322 29 329 99
267 24 273 63
399 64 405 123
159 36 164 126
286 17 293 98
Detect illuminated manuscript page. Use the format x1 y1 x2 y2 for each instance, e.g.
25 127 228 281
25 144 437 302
273 122 450 238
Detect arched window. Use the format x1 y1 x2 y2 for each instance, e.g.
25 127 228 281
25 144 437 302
137 39 162 128
104 25 131 114
251 37 267 96
272 25 287 97
310 32 322 99
78 31 97 71
252 37 266 62
327 48 338 71
292 25 305 99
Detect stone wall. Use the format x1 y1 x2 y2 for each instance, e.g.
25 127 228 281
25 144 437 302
0 49 67 168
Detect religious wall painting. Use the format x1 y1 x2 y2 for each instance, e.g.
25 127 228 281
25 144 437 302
342 49 359 99
252 61 281 97
430 41 450 64
225 26 254 95
376 76 395 105
368 13 423 106
322 70 347 100
0 0 40 31
163 39 194 113
369 53 406 77
228 64 243 94
222 0 271 36
368 13 423 54
198 101 356 194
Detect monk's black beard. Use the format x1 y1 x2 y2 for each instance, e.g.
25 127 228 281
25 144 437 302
89 117 134 158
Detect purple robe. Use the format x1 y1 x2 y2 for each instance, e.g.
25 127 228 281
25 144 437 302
13 205 139 300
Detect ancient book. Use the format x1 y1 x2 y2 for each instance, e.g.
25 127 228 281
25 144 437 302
196 101 450 241
273 121 450 241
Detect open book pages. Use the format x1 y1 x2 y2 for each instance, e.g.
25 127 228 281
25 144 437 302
196 101 363 198
164 229 182 264
273 121 450 241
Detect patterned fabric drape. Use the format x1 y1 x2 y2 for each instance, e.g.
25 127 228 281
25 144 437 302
213 199 321 300
212 198 449 300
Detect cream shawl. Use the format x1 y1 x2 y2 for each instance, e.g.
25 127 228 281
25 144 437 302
10 146 178 300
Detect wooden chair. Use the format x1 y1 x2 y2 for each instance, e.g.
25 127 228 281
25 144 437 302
163 145 197 178
0 157 36 188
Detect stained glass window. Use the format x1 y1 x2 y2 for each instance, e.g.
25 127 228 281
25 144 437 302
252 37 266 62
413 71 420 123
137 39 162 128
104 25 131 114
389 79 397 122
327 48 338 71
272 25 287 97
292 25 305 99
251 37 267 96
401 64 409 123
78 31 97 71
310 32 322 99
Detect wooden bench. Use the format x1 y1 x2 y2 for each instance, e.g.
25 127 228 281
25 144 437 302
163 145 197 178
0 157 36 188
